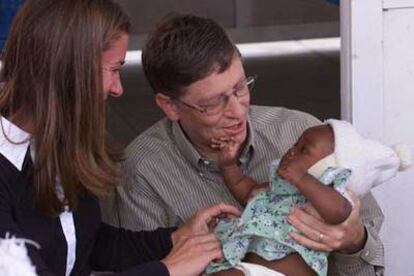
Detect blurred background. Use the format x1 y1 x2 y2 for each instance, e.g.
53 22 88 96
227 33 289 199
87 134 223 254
107 0 340 147
1 0 340 148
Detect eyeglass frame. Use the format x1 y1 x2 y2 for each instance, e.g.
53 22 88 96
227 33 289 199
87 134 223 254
170 75 257 116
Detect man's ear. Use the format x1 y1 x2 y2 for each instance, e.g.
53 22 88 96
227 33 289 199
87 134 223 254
155 93 180 121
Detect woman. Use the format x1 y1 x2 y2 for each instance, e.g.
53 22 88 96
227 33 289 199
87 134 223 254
0 0 240 275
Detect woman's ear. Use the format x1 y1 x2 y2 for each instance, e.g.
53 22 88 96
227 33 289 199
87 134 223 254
155 93 180 121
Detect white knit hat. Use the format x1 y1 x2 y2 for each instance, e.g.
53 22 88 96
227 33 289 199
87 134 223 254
325 119 412 196
0 234 38 276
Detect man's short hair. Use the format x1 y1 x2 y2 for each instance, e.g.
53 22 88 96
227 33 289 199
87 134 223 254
142 13 240 97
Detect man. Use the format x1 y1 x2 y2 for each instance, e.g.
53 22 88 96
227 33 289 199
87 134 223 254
103 14 384 275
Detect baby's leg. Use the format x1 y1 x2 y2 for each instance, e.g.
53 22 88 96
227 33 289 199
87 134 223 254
244 253 315 276
211 253 315 276
213 253 316 276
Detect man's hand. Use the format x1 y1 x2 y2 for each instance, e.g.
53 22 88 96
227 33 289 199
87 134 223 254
287 192 366 253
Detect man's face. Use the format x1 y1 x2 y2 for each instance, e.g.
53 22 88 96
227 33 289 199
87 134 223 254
174 56 250 153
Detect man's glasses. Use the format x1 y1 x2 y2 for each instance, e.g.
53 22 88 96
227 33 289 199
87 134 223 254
172 75 256 116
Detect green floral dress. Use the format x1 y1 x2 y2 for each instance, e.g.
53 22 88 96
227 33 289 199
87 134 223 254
206 160 351 275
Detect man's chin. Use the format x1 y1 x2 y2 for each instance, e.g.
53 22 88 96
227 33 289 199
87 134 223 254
231 126 247 145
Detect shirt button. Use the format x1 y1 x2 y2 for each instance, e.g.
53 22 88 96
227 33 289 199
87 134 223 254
203 160 210 165
364 251 370 257
199 172 204 177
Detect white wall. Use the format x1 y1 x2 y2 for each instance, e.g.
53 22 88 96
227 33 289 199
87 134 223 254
341 1 414 275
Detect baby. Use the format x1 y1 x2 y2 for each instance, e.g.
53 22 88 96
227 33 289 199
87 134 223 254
207 119 411 276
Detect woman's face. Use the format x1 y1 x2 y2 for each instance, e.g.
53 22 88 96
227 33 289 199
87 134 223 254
102 33 129 98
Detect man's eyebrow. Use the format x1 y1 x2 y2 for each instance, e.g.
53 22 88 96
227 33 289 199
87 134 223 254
232 76 246 89
196 76 246 103
215 76 245 95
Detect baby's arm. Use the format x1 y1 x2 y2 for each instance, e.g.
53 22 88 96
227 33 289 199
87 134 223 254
220 164 264 205
278 159 352 224
212 137 262 205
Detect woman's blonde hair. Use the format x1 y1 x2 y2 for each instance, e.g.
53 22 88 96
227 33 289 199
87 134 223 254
0 0 130 216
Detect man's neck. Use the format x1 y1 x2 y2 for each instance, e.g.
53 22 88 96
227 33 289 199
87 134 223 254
194 138 247 164
195 144 225 162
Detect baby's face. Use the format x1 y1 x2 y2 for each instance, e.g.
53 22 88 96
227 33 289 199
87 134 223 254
282 125 335 169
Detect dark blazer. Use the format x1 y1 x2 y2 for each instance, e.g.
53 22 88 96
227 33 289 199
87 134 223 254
0 152 174 276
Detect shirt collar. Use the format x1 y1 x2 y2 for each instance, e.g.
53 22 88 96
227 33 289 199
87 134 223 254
239 116 255 165
0 116 32 171
172 120 203 168
172 114 256 169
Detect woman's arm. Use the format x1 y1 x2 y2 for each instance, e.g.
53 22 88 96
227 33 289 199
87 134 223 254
91 204 241 276
90 224 175 270
0 183 53 275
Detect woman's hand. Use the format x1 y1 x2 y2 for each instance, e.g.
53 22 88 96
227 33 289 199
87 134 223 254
164 204 241 276
172 203 241 243
287 192 366 253
162 233 223 276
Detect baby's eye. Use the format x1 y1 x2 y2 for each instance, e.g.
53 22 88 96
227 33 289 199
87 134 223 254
300 147 309 154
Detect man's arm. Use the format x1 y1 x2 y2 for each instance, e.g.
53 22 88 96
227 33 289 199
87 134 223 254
328 192 384 275
288 192 384 275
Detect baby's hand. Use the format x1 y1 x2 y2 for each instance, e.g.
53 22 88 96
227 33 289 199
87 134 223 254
211 136 239 169
277 149 309 185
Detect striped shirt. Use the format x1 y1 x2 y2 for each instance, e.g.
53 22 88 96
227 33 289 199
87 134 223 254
101 105 384 275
